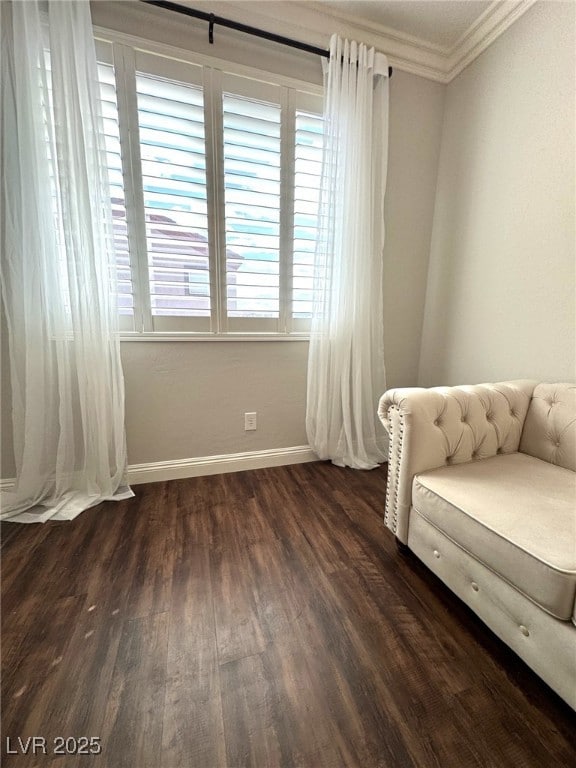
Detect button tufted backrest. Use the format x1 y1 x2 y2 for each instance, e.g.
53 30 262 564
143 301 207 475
520 383 576 471
419 381 536 465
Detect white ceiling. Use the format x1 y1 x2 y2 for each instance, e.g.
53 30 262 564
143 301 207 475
312 1 493 51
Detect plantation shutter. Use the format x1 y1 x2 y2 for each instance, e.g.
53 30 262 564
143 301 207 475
293 108 323 323
97 61 134 321
220 75 283 332
90 40 324 336
136 75 210 319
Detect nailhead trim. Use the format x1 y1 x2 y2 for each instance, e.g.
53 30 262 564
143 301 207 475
384 405 404 535
392 410 405 534
384 410 393 528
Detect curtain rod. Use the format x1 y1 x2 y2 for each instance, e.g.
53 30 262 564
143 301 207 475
141 0 393 77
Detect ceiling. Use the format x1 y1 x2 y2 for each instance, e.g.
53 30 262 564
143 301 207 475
312 1 493 51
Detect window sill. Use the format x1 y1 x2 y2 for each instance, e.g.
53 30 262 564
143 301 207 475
119 332 310 342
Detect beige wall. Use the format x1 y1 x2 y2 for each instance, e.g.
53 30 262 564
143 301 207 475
121 341 310 465
0 2 444 474
418 1 576 387
384 69 444 389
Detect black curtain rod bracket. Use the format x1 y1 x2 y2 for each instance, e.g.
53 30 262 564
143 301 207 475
141 0 393 77
208 13 215 44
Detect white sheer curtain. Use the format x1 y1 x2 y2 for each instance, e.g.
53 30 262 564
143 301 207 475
306 35 390 470
0 0 133 522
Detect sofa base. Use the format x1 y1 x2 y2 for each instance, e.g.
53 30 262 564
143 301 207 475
407 510 576 710
395 539 410 555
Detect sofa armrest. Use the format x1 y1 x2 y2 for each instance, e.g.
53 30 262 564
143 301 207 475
377 380 537 543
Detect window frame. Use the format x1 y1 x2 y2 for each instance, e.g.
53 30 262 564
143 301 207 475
94 28 323 341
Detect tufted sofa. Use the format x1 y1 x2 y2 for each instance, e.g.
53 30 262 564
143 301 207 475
377 381 576 708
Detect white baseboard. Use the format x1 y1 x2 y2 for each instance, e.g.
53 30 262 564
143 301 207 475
0 446 318 490
127 445 318 485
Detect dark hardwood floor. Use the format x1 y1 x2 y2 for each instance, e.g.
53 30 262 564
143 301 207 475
1 461 575 768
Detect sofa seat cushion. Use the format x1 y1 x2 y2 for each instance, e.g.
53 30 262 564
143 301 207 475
412 453 576 620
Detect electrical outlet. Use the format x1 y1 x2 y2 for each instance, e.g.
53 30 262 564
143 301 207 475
244 412 257 431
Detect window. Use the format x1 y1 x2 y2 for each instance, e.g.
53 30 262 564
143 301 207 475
96 40 323 336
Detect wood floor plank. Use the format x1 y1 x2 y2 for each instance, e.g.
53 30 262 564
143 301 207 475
219 653 285 768
1 595 88 743
2 461 575 768
20 613 125 768
210 499 271 665
99 611 169 768
161 484 225 768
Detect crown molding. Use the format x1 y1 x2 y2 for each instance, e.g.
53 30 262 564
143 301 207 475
175 0 538 83
446 0 539 81
129 0 539 83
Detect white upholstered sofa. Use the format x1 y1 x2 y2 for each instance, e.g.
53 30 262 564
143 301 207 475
377 381 576 709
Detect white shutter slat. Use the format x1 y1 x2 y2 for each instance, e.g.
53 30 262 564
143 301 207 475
140 143 206 170
139 127 205 155
141 160 206 184
223 144 280 167
224 173 279 196
145 218 208 236
224 159 279 184
231 258 279 273
223 113 280 139
142 192 207 215
226 272 278 285
137 75 204 106
138 92 204 123
295 145 322 163
224 129 279 153
224 188 280 210
104 134 122 157
227 232 280 248
224 96 279 121
139 111 205 140
142 176 207 200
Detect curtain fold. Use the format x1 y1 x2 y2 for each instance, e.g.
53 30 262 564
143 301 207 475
0 0 133 522
306 35 389 470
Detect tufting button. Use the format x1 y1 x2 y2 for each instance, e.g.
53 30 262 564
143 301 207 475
471 451 477 459
486 412 493 421
496 448 502 454
471 582 479 592
555 441 561 448
433 550 440 558
520 625 530 637
510 410 516 417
